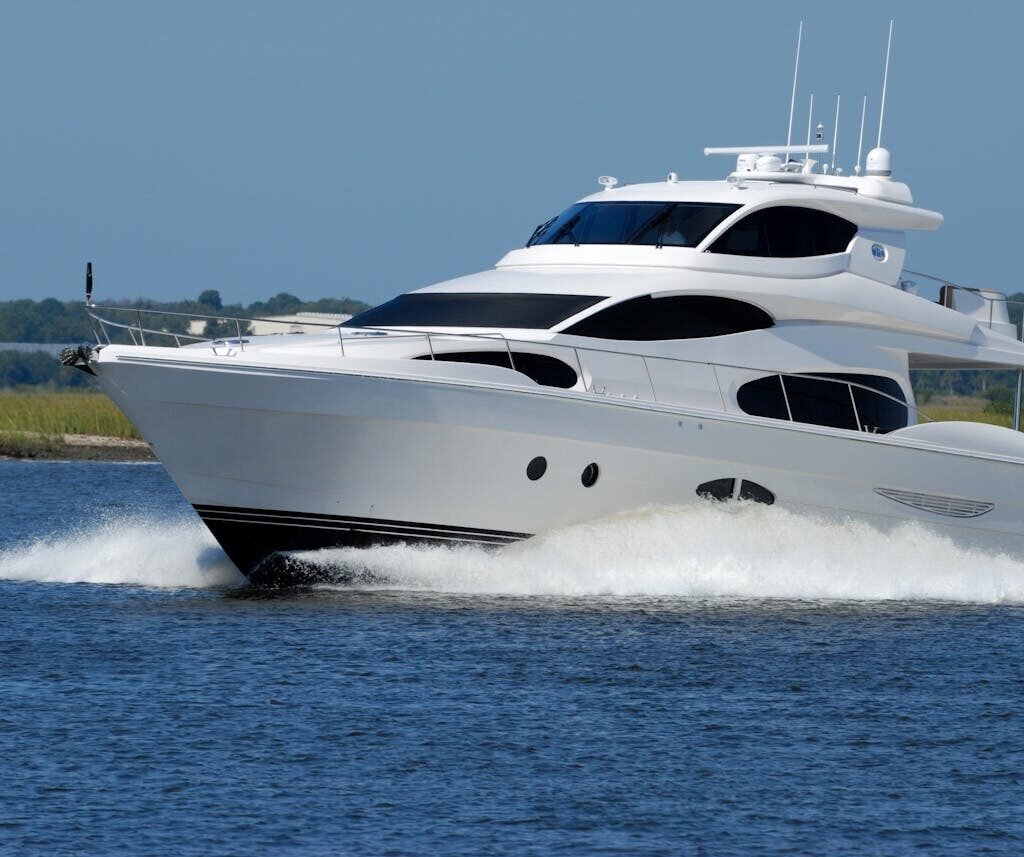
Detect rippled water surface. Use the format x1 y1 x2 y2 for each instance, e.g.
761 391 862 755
2 460 1023 855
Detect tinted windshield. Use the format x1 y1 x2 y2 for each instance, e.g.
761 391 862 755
527 202 740 247
344 293 604 329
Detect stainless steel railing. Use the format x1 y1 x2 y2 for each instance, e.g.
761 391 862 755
901 271 1024 429
85 303 921 432
901 269 1024 333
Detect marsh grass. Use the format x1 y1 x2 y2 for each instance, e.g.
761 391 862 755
0 391 1014 448
0 391 139 438
921 407 1012 427
0 431 65 458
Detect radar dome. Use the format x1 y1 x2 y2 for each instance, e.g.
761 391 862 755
866 147 892 177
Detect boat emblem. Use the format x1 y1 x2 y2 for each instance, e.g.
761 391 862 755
871 243 887 261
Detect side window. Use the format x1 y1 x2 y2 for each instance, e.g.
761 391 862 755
413 351 578 388
563 295 773 341
708 206 857 258
737 373 908 433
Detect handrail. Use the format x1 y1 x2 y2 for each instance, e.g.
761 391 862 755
85 303 345 353
902 269 1024 332
902 269 1024 430
85 303 923 430
88 303 345 328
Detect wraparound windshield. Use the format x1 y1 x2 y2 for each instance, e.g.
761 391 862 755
527 201 740 247
344 292 604 329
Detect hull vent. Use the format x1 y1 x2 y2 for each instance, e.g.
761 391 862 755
873 487 994 518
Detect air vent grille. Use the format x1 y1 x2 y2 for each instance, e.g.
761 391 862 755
873 487 994 518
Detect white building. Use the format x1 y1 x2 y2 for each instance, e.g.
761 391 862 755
187 311 352 337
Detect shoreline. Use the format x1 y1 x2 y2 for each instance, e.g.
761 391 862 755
0 433 157 462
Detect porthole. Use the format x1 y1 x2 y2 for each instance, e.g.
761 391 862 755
581 463 599 487
527 456 547 481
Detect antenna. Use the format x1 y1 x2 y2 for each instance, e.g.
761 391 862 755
877 19 894 148
831 95 841 172
804 92 814 161
786 20 804 150
855 94 867 174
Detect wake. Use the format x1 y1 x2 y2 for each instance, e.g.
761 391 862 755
3 504 1024 602
302 504 1024 603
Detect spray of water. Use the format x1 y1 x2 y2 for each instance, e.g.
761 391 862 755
300 504 1024 603
2 504 1023 601
0 517 244 589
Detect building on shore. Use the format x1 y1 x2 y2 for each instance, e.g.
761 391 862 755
187 311 352 337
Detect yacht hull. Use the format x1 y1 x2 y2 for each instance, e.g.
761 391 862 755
95 349 1024 584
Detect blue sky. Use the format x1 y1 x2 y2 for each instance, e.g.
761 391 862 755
0 1 1019 307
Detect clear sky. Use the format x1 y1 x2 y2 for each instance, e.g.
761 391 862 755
1 0 1019 307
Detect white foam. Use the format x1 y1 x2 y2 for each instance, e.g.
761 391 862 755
301 504 1024 603
4 504 1024 601
0 517 245 589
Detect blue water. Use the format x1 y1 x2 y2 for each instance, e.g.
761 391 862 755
2 461 1024 855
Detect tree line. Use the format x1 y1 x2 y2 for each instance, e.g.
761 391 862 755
0 290 370 345
0 291 371 389
4 290 1024 403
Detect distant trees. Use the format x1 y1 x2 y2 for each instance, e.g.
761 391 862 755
11 288 1023 399
0 350 96 389
298 297 374 316
0 299 95 343
0 290 372 389
0 290 371 344
197 290 223 311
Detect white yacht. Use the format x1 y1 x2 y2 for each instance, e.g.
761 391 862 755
72 139 1024 584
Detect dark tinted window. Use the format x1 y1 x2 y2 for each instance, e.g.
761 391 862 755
413 351 577 388
345 293 603 329
737 373 908 433
696 477 774 504
708 206 856 257
697 478 735 501
563 295 773 341
528 202 740 247
738 480 775 504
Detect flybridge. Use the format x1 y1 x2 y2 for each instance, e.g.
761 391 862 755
703 143 920 208
700 21 919 207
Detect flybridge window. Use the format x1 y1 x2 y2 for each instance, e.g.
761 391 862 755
563 295 773 341
344 293 604 329
707 206 857 258
527 202 740 247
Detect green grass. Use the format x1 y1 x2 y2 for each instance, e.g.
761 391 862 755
0 391 1015 445
919 395 1014 427
0 391 139 438
0 431 66 458
920 407 1012 427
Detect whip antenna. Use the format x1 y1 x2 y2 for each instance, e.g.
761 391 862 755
804 92 814 161
855 94 867 174
877 19 894 148
831 95 841 172
786 20 804 150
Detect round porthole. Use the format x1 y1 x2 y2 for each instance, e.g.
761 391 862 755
527 456 547 481
581 462 599 488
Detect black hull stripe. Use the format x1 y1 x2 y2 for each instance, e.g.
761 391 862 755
194 505 533 584
193 504 530 546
